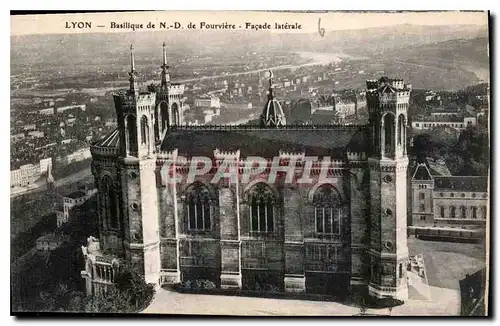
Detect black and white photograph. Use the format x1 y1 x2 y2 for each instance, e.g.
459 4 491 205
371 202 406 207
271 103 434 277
9 10 490 316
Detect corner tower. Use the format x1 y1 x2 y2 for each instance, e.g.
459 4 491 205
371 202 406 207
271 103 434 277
112 45 161 284
151 42 185 140
366 77 410 299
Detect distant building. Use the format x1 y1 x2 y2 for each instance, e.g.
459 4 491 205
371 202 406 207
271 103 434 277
410 163 488 230
11 164 39 187
202 109 214 124
10 157 52 188
411 115 476 131
194 95 221 109
57 187 97 227
334 98 356 117
35 233 69 252
66 117 77 126
61 139 74 144
57 104 86 113
22 124 36 131
39 157 53 175
38 107 55 115
58 148 92 165
11 133 25 142
27 130 44 138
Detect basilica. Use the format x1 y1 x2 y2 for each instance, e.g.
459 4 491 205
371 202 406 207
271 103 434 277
81 43 411 300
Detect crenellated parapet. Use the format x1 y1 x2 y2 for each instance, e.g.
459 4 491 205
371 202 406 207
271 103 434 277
169 124 370 131
113 91 137 114
136 92 157 107
168 83 185 96
347 152 367 162
157 148 178 161
90 146 119 157
278 150 306 161
214 149 240 163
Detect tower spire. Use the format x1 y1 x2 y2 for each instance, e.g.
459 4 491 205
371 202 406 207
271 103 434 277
162 42 168 66
130 44 136 73
128 44 137 94
267 70 274 100
161 42 171 88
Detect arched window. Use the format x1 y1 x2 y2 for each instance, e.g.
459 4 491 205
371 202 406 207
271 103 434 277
450 206 456 219
160 102 169 132
248 183 275 233
172 103 180 126
101 176 118 229
472 207 478 219
140 115 149 145
399 263 403 279
186 182 213 231
383 114 395 157
126 114 137 155
373 118 380 150
397 114 405 145
481 206 487 219
313 184 342 234
460 206 466 219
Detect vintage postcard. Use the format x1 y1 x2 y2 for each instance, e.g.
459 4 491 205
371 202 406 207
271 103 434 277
10 10 490 316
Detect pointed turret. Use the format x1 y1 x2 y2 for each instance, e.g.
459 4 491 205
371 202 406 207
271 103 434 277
161 42 171 88
128 44 138 94
260 70 286 128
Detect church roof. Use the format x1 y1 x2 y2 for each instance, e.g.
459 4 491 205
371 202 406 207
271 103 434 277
434 176 488 192
160 125 368 158
412 163 433 181
92 128 120 148
379 83 396 94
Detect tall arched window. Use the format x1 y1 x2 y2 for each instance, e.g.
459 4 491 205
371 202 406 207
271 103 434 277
102 176 118 229
248 183 275 233
172 103 180 126
399 263 403 279
126 114 137 155
460 206 466 219
472 207 478 219
140 115 149 145
383 113 395 157
313 184 342 234
440 206 445 218
397 114 405 145
450 206 456 219
373 118 380 151
160 102 169 132
481 206 487 219
186 182 213 231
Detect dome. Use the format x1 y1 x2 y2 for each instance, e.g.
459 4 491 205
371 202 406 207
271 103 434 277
260 70 287 128
261 98 286 127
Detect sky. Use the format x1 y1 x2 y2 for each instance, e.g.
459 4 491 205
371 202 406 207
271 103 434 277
11 11 488 36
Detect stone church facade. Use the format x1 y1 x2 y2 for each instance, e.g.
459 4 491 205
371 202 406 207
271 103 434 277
82 44 411 300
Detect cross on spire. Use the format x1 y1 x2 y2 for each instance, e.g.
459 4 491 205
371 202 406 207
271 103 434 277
268 70 274 100
161 42 171 88
128 44 137 94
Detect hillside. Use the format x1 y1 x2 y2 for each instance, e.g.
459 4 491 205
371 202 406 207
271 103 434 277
11 24 488 68
377 37 489 90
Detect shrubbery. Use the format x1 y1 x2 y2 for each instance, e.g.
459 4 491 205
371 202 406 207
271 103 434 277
180 279 216 291
14 262 155 313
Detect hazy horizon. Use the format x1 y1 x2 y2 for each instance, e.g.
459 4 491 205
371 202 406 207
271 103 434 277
11 11 488 36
